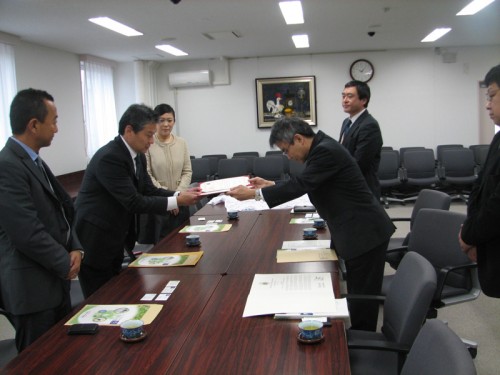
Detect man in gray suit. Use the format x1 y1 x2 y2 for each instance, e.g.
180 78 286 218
228 117 395 331
339 80 383 200
0 89 83 352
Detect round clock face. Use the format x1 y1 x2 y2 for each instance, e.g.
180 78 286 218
350 59 374 82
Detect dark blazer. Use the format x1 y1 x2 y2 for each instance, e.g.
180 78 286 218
75 136 174 269
263 131 395 261
461 131 500 297
0 138 81 315
340 110 383 199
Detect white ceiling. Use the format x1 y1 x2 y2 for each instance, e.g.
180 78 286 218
0 0 498 63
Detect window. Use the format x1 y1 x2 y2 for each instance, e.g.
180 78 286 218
0 42 17 146
80 56 117 159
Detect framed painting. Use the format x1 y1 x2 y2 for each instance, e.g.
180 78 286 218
255 76 316 128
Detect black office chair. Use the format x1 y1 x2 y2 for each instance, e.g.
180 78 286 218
438 148 477 203
469 144 489 173
347 252 437 375
253 156 286 181
401 149 440 200
201 154 227 179
233 151 259 158
436 144 464 164
217 158 248 179
383 209 480 357
190 158 212 183
232 155 258 175
0 308 17 368
265 152 290 176
401 319 477 375
385 189 451 270
288 159 305 178
398 146 425 165
377 149 404 208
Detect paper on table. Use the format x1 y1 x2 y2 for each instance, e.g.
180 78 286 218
128 252 203 267
179 224 232 233
242 273 336 317
274 298 350 321
281 240 331 250
65 304 163 326
276 249 338 263
199 176 250 195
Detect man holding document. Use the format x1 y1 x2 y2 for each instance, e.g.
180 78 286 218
228 117 395 331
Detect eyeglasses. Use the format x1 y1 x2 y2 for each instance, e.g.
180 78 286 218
282 142 294 155
486 89 499 102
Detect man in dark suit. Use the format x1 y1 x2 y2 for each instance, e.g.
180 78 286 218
459 64 500 298
228 117 395 331
75 104 199 298
0 89 83 352
339 80 383 200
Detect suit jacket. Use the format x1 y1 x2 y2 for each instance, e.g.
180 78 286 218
340 110 383 199
461 132 500 297
0 138 81 315
263 131 395 261
75 136 174 269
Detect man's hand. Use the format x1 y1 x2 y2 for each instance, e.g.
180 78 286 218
227 185 256 201
458 226 477 262
170 208 179 216
248 177 275 189
176 190 201 206
66 250 83 279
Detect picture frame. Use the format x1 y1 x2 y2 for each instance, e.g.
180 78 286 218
255 76 317 128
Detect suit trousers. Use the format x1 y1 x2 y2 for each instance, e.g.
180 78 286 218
79 254 123 299
11 292 71 352
345 239 388 331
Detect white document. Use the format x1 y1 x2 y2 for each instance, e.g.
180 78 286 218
274 298 350 321
281 240 331 250
200 176 250 195
242 273 337 317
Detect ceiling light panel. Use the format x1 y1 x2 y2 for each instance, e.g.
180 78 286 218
88 17 143 37
456 0 495 16
279 1 304 24
421 28 452 42
292 34 309 48
155 44 188 56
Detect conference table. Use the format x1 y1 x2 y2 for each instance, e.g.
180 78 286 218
2 204 350 374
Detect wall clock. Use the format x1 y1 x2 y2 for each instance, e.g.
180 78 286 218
349 59 374 82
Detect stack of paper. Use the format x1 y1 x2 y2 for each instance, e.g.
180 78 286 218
276 240 337 263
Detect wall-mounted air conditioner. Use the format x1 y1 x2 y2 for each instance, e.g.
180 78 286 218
168 70 212 88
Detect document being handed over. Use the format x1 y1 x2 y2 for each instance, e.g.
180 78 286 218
242 273 336 317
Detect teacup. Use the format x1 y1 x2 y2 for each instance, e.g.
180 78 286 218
298 320 323 340
120 319 145 340
186 234 201 246
313 218 326 228
303 227 317 238
227 210 239 220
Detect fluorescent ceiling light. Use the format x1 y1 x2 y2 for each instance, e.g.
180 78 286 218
421 28 452 42
292 34 309 48
155 44 188 56
457 0 495 16
279 1 304 24
88 17 142 37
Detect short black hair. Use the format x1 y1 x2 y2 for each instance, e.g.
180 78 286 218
118 104 158 135
269 117 315 147
10 88 54 135
344 80 371 107
154 103 176 121
484 64 500 88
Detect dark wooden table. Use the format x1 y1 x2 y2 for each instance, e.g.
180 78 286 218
2 208 350 374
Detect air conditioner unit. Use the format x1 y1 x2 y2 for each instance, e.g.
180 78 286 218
168 70 212 88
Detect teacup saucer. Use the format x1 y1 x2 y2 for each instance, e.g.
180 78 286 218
297 332 324 344
303 234 318 240
120 331 147 343
186 242 201 247
313 224 326 229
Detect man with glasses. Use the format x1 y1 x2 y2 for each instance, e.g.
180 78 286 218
228 117 395 331
459 64 500 298
340 80 383 200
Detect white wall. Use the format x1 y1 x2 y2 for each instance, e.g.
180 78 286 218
142 45 499 158
9 40 500 174
14 41 87 175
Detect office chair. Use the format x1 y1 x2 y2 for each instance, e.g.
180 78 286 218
400 149 440 201
398 146 425 165
383 209 480 357
265 152 290 176
190 158 212 183
201 154 227 179
347 252 437 375
288 159 305 178
400 319 477 375
385 189 451 270
377 149 404 208
436 144 464 165
0 308 17 368
233 151 259 158
438 148 477 203
253 156 286 182
232 155 258 175
469 144 489 173
217 158 248 179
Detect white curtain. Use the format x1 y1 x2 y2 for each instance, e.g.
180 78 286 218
80 57 117 160
0 42 17 146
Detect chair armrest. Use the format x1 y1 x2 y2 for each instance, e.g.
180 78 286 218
342 294 386 304
347 337 411 353
435 262 478 298
385 245 409 256
390 218 411 223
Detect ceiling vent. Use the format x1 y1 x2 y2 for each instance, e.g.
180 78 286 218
168 70 212 88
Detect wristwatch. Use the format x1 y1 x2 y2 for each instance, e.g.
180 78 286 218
78 250 85 260
255 189 263 201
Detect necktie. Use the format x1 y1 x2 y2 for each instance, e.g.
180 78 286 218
341 120 352 144
134 155 141 178
36 157 54 192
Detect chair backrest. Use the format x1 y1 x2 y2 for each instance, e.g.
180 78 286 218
436 144 464 164
408 209 480 304
377 150 401 181
382 252 437 346
288 159 304 177
233 151 259 158
409 189 451 229
440 148 476 178
201 154 227 176
399 147 425 165
401 319 477 375
264 153 290 175
232 155 257 174
402 149 437 178
217 158 248 179
469 144 489 168
191 158 211 183
265 150 282 156
253 156 285 181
